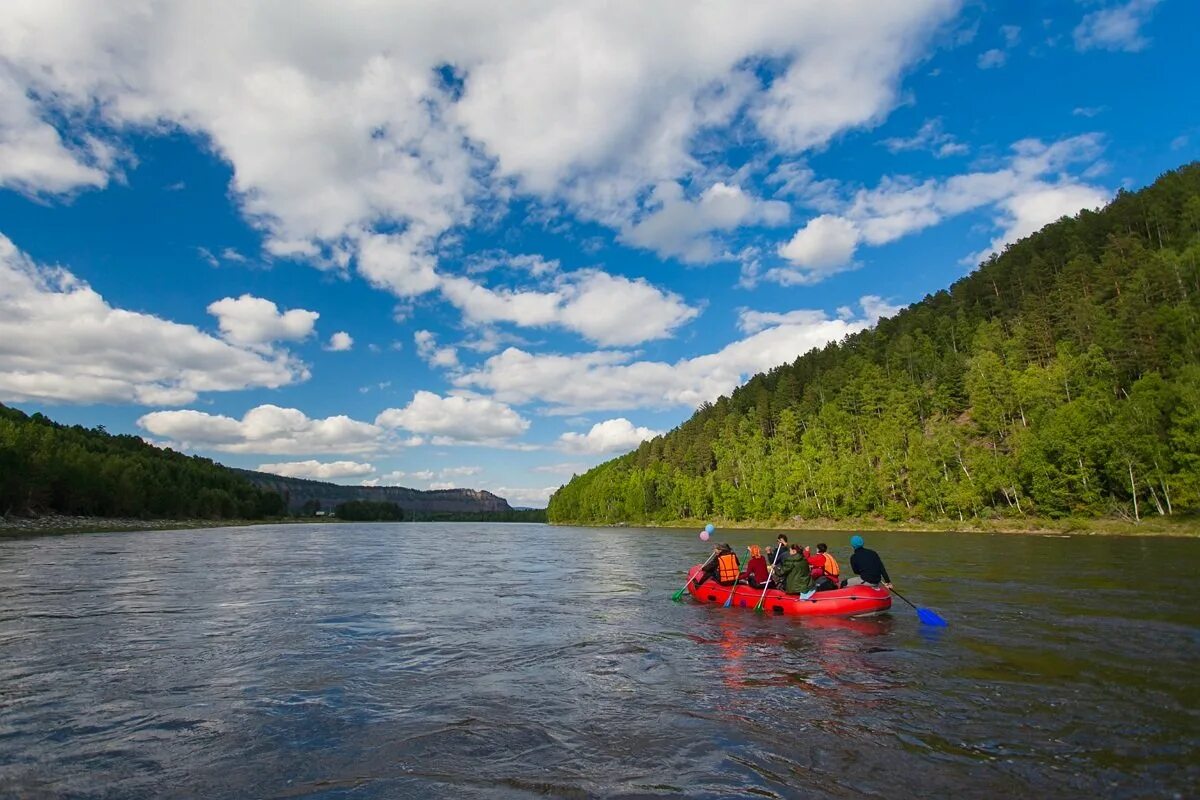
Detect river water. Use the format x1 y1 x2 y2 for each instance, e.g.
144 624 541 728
1 523 1197 798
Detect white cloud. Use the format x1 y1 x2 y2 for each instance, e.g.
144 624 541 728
622 181 789 263
560 418 663 454
531 462 591 475
439 269 699 347
881 118 968 158
967 182 1109 265
771 134 1108 281
1074 0 1161 53
1000 25 1021 48
0 72 111 195
413 330 459 368
1072 106 1107 118
257 460 375 480
440 466 479 477
456 296 887 414
977 48 1007 69
138 405 384 455
0 1 959 296
206 294 319 345
776 214 861 281
376 391 529 442
0 234 307 406
326 331 354 351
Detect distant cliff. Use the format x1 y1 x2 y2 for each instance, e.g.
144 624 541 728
234 469 513 514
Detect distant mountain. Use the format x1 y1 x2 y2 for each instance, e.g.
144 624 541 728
234 469 513 515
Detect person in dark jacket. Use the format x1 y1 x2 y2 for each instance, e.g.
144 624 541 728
844 535 892 588
771 544 815 596
765 533 789 566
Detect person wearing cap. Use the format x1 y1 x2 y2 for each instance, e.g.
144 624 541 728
739 545 769 589
771 544 815 596
694 543 740 588
845 535 892 589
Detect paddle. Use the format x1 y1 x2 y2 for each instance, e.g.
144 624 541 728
889 586 948 627
672 551 716 602
753 544 785 613
722 577 739 607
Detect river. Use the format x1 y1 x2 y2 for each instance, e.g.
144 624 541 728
1 523 1197 798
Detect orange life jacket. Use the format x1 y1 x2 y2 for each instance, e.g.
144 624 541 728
822 552 841 579
716 552 740 583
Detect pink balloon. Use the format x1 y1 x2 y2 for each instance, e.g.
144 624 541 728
699 530 710 541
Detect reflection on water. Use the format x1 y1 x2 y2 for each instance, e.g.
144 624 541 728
0 523 1198 798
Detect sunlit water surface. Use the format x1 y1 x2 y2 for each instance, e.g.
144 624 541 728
1 523 1197 798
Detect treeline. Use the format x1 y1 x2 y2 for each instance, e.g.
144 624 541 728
549 163 1200 525
334 500 546 522
0 403 286 519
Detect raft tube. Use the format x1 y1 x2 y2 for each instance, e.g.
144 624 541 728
685 565 892 617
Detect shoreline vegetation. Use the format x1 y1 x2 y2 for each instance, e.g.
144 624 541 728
567 514 1200 537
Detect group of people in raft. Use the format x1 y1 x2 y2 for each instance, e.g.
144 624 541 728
693 534 891 599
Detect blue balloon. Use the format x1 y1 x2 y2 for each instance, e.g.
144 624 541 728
705 523 715 534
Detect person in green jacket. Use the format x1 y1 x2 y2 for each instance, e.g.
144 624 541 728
770 544 815 596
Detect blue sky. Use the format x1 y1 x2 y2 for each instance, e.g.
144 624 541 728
1 1 1196 507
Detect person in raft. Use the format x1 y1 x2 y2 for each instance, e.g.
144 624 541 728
739 545 769 589
816 542 840 587
844 535 892 589
765 533 789 566
770 544 815 597
804 545 838 592
695 543 740 588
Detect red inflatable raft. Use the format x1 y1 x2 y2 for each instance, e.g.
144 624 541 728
685 565 892 617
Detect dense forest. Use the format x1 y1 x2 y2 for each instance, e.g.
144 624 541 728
548 164 1200 526
0 403 286 519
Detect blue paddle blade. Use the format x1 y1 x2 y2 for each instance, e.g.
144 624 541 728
917 608 948 627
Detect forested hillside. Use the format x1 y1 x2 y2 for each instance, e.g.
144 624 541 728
0 404 286 519
549 164 1200 525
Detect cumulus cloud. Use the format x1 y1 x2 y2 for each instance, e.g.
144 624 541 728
621 181 789 263
771 134 1109 282
0 1 959 298
414 330 459 368
326 331 354 351
138 405 384 455
257 460 375 480
206 294 319 345
439 269 699 347
376 391 529 442
1074 0 1161 53
966 181 1109 265
0 72 112 195
776 215 861 281
0 234 307 406
456 296 889 414
559 418 663 454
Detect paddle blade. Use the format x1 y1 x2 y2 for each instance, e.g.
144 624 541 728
672 587 686 602
917 607 948 627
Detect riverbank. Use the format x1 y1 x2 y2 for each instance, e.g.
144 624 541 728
560 514 1200 537
0 514 330 538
